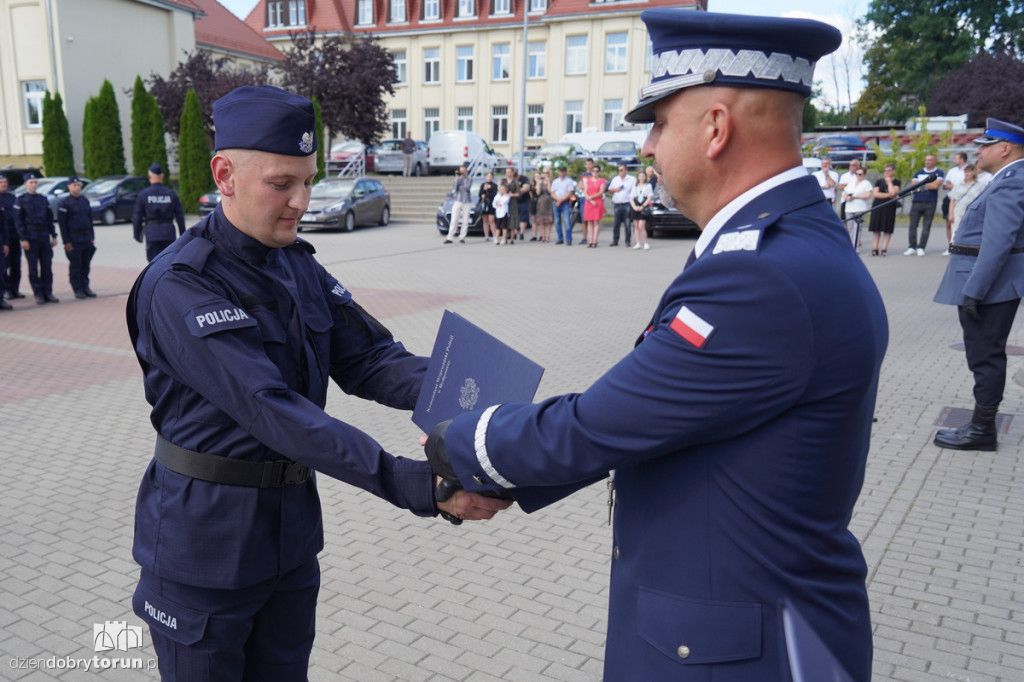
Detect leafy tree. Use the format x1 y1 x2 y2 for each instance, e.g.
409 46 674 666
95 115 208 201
928 51 1024 127
131 76 169 177
177 89 213 214
42 91 76 176
312 96 326 183
83 80 127 178
865 110 955 184
147 51 269 140
277 29 395 145
857 0 1024 121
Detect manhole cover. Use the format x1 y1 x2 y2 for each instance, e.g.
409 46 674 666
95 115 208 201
949 342 1024 356
935 406 1012 434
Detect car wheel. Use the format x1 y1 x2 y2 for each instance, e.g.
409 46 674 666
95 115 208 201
344 212 356 232
102 208 116 225
379 206 390 226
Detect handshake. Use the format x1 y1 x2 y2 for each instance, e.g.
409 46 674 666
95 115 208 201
422 420 514 525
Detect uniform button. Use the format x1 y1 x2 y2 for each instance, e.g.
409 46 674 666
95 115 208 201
472 475 483 485
677 645 691 659
613 546 620 560
757 212 771 219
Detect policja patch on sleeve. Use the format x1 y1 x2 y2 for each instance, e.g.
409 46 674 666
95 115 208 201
185 302 258 337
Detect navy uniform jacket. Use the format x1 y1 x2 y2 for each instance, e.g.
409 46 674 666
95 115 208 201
14 192 55 241
129 206 435 589
934 159 1024 305
57 194 94 243
132 183 186 243
442 171 888 680
0 191 14 244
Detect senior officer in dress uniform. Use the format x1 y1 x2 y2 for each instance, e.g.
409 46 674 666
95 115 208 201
933 118 1024 451
425 11 888 681
14 173 59 305
127 86 509 681
132 163 186 262
57 177 97 299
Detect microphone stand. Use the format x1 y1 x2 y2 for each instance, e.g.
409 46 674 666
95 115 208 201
846 173 938 249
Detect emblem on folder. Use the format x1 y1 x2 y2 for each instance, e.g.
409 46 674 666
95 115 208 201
458 378 481 410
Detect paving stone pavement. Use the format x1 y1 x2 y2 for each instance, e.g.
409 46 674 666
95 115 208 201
1 216 1022 681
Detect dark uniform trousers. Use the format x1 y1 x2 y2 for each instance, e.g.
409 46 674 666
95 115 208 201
137 561 320 681
960 299 1020 406
5 232 22 295
23 230 55 296
66 241 96 293
145 235 173 263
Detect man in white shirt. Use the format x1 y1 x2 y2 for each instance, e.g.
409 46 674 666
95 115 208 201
813 157 839 205
836 158 860 219
550 166 577 245
606 165 637 246
941 152 969 254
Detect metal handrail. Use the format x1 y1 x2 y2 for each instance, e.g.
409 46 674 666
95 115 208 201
336 153 366 178
466 147 494 179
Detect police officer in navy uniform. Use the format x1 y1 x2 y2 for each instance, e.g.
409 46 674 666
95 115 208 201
0 174 12 310
127 85 509 681
132 163 186 261
425 11 887 681
57 176 97 299
14 173 58 305
0 172 21 304
933 118 1024 451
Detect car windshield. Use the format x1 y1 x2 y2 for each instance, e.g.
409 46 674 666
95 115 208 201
378 141 402 151
538 144 573 156
85 179 122 195
597 142 635 153
311 181 355 200
35 181 62 193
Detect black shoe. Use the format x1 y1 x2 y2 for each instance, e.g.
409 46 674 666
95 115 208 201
74 290 88 300
529 237 537 242
933 422 997 451
0 298 11 310
444 239 453 244
35 294 46 305
555 240 564 245
459 239 465 243
7 291 25 300
610 241 618 246
44 293 59 303
84 288 97 297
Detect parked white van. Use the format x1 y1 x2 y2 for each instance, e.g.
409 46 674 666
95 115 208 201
427 131 499 176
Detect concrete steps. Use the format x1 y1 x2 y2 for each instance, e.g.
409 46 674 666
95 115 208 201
373 174 454 223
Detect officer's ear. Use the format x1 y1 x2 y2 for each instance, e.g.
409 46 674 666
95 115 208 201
211 153 235 197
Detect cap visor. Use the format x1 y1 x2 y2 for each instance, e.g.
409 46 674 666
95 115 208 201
973 135 1002 145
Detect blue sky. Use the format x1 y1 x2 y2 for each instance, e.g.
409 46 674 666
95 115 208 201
217 0 869 108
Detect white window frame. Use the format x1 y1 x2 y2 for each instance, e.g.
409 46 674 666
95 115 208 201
527 104 544 139
492 105 509 143
423 0 441 20
360 0 376 25
565 100 583 135
424 108 440 140
603 99 623 132
565 35 587 76
529 0 546 12
23 81 45 129
458 0 475 18
391 109 407 138
605 32 627 73
457 107 474 132
393 50 407 85
493 0 511 15
424 48 441 83
389 0 407 22
267 1 284 27
288 0 306 25
457 45 475 82
493 44 511 81
528 41 546 79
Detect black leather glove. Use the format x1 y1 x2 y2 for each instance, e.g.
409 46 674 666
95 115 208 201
425 420 463 525
960 296 982 322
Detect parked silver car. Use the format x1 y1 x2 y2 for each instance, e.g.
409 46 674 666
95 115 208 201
373 139 429 176
299 177 390 232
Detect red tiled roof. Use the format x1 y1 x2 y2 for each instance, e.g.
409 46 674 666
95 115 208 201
195 0 285 61
246 0 352 39
156 0 205 13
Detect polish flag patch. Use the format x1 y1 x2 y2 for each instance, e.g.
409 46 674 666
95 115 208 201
669 306 714 348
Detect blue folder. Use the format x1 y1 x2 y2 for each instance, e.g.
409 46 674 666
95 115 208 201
412 310 544 432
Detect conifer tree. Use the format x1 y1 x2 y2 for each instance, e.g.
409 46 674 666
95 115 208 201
131 76 169 177
177 89 212 214
42 92 77 176
84 80 127 177
82 98 97 179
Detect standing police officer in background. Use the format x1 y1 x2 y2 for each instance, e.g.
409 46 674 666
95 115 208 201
127 85 508 681
57 177 97 299
1 173 22 304
14 173 58 305
0 174 12 310
132 163 186 261
934 118 1024 451
425 11 888 680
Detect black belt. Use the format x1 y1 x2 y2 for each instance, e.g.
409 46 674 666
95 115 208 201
153 436 312 487
949 244 1024 257
26 225 51 232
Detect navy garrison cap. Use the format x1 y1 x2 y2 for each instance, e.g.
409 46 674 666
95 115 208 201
67 176 81 184
149 163 163 175
626 10 842 123
973 118 1024 146
213 86 317 156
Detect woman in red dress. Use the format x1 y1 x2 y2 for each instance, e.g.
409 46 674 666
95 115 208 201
582 171 607 247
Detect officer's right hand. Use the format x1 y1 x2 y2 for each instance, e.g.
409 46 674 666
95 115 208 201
960 296 982 322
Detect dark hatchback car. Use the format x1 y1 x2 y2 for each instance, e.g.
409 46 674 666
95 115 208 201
593 141 643 170
85 175 148 224
299 177 390 232
198 188 221 217
811 135 875 166
646 201 699 237
0 165 45 190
